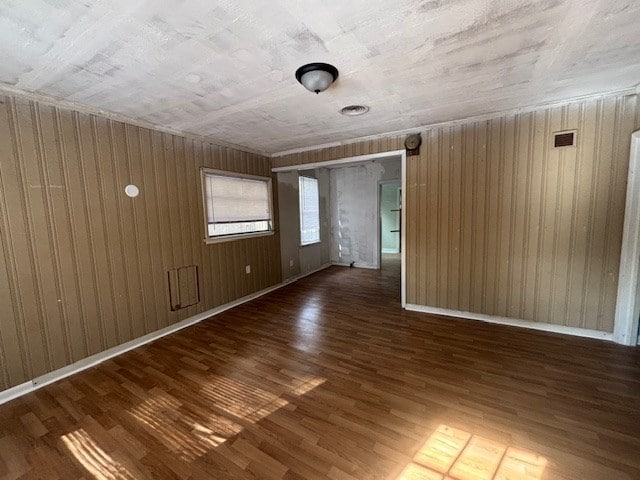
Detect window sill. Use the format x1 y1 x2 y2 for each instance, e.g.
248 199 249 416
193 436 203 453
204 231 275 244
300 241 321 247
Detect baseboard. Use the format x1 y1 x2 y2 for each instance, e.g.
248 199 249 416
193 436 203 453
331 262 379 270
381 248 399 254
0 382 33 406
405 304 614 342
0 263 333 406
280 262 332 286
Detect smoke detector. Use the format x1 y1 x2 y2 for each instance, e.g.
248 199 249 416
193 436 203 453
339 105 370 116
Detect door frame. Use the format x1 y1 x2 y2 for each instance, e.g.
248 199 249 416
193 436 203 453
614 130 640 345
273 149 408 307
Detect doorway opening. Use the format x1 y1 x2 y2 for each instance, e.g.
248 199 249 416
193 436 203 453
379 180 401 275
272 150 407 307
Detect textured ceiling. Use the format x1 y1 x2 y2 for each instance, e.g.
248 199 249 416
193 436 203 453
1 0 640 154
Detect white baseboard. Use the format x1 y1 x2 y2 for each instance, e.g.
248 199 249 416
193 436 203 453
280 262 332 285
331 261 379 270
405 304 614 342
0 382 33 406
0 263 333 406
381 248 399 254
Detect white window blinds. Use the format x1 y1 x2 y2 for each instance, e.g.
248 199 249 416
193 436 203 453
299 176 320 245
202 171 272 239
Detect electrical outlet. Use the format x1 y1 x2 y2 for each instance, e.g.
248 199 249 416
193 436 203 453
245 265 251 274
289 259 294 268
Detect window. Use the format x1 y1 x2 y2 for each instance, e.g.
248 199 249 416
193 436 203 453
299 176 320 245
201 168 273 243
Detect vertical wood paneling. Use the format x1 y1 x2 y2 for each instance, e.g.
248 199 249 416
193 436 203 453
428 132 440 304
271 93 640 334
6 99 49 379
0 95 280 392
406 155 418 303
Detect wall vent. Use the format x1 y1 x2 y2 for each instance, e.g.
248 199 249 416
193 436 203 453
553 130 577 148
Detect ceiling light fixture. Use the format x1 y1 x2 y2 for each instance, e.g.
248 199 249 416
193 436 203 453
339 105 369 116
295 62 339 94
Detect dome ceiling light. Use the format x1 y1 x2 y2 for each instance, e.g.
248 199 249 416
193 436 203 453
295 62 339 94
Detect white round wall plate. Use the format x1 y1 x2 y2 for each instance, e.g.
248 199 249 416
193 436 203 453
125 184 140 198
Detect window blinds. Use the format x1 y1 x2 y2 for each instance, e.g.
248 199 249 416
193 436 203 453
299 176 320 245
203 172 272 237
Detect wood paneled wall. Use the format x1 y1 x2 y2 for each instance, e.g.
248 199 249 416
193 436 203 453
0 95 281 392
273 93 640 333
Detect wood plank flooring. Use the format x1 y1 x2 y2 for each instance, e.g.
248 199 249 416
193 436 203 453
1 260 639 480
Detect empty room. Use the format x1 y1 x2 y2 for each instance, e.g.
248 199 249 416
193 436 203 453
1 1 640 479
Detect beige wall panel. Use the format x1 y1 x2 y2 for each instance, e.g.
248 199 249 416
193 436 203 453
2 99 50 378
601 96 638 330
125 125 155 335
28 104 72 372
406 155 418 304
58 111 103 356
522 112 546 321
0 228 28 389
55 114 84 357
483 118 500 315
460 126 473 313
38 106 84 364
449 126 463 311
425 129 438 307
0 95 280 392
565 103 596 329
272 93 640 333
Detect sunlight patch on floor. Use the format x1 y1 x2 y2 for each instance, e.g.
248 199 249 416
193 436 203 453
290 374 326 396
127 373 326 464
57 368 330 477
397 424 547 480
130 389 241 461
199 375 289 422
293 296 324 352
61 429 135 480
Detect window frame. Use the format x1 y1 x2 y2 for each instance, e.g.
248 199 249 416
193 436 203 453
298 175 321 246
200 167 275 244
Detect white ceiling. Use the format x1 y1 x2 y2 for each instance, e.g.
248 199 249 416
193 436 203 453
1 0 639 154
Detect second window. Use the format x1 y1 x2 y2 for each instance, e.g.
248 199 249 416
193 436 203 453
299 176 320 245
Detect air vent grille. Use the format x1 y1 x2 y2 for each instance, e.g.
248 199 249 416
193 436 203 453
339 105 369 116
554 131 576 148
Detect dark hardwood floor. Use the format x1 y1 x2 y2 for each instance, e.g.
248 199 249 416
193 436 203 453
1 261 639 480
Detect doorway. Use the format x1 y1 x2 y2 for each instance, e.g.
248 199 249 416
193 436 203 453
379 180 401 273
272 150 407 307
